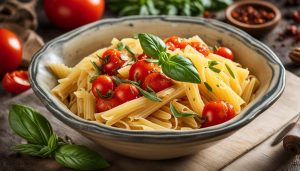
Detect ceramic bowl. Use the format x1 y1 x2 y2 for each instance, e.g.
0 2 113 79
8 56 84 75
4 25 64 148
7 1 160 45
225 0 281 37
29 16 285 160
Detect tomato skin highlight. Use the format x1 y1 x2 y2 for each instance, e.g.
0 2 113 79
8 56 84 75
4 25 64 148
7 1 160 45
201 101 235 128
43 0 105 30
189 42 211 56
129 60 156 83
2 71 31 94
114 83 140 102
165 36 187 50
91 75 114 98
95 97 122 112
214 47 234 60
142 73 173 92
0 28 23 76
101 49 125 75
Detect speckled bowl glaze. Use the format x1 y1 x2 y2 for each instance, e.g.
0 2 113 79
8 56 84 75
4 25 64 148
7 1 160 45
29 16 285 160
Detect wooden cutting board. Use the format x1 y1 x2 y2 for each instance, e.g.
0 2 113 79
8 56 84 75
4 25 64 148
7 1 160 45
1 71 300 171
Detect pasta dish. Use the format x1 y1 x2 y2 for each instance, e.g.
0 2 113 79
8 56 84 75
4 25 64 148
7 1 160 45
48 33 259 131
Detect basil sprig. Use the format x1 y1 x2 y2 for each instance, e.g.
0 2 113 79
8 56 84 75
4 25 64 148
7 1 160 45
138 33 201 83
9 104 109 170
169 103 197 118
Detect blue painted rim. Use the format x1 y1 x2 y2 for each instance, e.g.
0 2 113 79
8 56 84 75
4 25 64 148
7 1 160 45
29 16 285 142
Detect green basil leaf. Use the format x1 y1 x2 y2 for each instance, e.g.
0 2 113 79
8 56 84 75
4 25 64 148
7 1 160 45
9 104 53 145
140 5 149 15
225 63 235 79
135 86 162 102
166 4 178 15
161 55 201 83
48 134 59 153
170 103 197 118
204 82 213 92
54 144 109 170
138 33 166 59
11 144 44 157
116 42 125 50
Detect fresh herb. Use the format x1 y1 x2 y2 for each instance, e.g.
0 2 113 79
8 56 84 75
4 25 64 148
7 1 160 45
96 89 113 99
225 63 235 79
89 75 98 83
112 76 162 102
9 104 109 170
91 61 102 74
170 103 197 118
109 0 232 16
138 33 201 84
208 61 221 73
204 82 213 92
117 42 136 61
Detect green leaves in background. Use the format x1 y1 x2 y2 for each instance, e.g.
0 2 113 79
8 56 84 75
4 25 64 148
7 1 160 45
9 104 109 170
109 0 232 17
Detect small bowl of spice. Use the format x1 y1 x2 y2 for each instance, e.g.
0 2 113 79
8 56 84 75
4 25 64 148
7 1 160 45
225 0 281 37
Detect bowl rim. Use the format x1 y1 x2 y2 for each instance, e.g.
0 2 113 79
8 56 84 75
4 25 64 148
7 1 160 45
29 16 285 141
225 0 281 29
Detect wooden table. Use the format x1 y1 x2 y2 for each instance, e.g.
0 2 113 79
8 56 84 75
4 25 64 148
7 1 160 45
1 0 300 170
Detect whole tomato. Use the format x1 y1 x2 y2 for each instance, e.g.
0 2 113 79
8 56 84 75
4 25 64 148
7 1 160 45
2 71 30 94
0 28 23 76
114 83 140 102
129 60 156 83
91 75 114 98
214 47 234 60
96 97 122 112
142 72 173 92
102 49 125 75
201 101 235 128
43 0 105 30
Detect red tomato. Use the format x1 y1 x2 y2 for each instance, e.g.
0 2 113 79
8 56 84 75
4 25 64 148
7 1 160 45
129 60 156 83
165 36 187 51
0 28 23 76
201 101 236 128
96 97 122 112
91 75 114 98
102 49 125 75
114 83 140 102
189 42 211 56
2 71 30 94
43 0 105 30
214 47 234 60
137 53 149 60
142 73 173 92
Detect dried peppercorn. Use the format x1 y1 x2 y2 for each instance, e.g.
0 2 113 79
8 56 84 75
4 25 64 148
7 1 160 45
231 5 275 25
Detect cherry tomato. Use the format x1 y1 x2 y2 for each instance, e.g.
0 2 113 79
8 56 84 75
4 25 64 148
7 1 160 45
96 97 122 112
129 60 156 83
114 83 140 102
2 70 30 94
137 53 149 60
91 75 114 98
102 49 125 75
142 73 173 92
165 36 187 50
0 28 23 76
201 101 236 128
214 47 234 60
43 0 105 30
189 42 211 56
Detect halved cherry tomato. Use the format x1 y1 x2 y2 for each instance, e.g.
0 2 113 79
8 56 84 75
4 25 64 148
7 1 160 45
0 28 23 76
129 60 156 83
114 83 140 102
201 100 236 128
137 53 149 60
2 70 30 94
91 75 114 98
43 0 105 30
102 49 125 75
96 96 122 112
142 72 173 92
189 42 211 56
214 47 234 60
165 36 188 50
